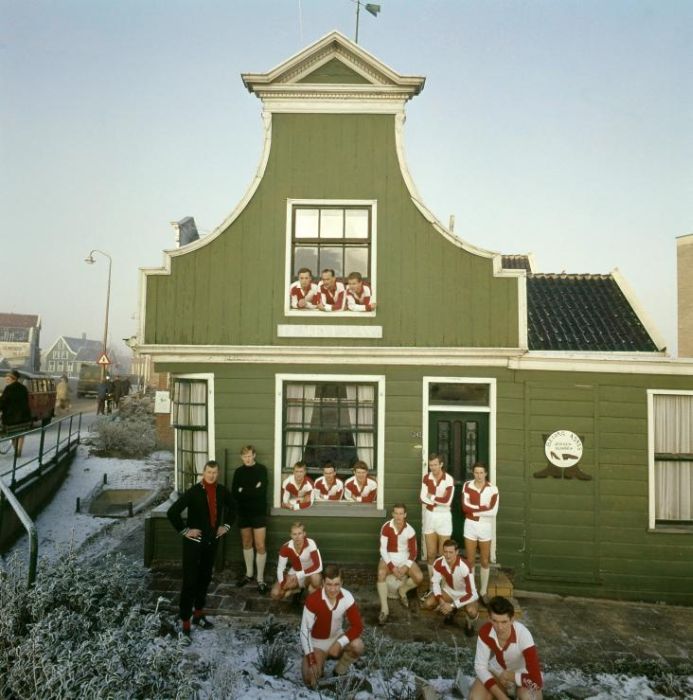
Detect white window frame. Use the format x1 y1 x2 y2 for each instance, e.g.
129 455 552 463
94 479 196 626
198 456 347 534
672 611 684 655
647 389 693 531
171 372 215 492
284 198 378 318
274 373 386 509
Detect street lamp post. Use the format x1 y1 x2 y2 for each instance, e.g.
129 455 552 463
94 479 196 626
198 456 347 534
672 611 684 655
84 249 112 381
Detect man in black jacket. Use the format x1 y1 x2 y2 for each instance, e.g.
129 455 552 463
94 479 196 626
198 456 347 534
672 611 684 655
167 460 235 640
0 370 32 456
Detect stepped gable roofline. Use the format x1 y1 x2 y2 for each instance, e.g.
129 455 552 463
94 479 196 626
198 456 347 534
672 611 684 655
242 31 425 104
0 313 40 328
526 269 665 353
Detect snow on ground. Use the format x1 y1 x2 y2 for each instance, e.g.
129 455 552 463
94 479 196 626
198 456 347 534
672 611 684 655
3 443 172 567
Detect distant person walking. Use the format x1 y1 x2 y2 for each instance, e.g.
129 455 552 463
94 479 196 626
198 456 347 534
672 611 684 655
0 370 32 457
96 378 109 415
167 460 235 642
56 374 71 413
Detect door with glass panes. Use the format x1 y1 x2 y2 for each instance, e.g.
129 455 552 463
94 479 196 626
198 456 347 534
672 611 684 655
428 411 489 543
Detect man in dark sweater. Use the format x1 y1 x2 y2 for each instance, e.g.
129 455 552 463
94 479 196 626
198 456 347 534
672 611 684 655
230 445 269 592
167 460 235 641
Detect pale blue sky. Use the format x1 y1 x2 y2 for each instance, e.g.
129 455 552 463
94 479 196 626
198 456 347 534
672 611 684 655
1 1 691 355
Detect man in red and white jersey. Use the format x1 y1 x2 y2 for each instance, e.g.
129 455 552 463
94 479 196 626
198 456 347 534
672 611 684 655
271 522 323 601
422 539 479 636
281 461 314 510
346 271 377 312
314 462 344 501
462 463 500 603
376 503 424 624
343 461 377 503
419 453 455 598
470 596 543 700
316 268 347 311
300 564 365 688
289 267 319 309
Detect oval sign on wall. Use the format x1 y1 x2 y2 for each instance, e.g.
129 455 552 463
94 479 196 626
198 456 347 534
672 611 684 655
544 430 583 468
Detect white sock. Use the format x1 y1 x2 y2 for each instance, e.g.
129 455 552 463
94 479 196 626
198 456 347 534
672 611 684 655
256 552 267 582
377 581 389 614
243 548 254 578
480 566 490 596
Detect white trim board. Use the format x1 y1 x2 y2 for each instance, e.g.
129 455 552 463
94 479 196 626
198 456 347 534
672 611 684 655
277 325 382 339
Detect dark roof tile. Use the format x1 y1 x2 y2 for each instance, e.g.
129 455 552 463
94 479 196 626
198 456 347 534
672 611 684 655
527 274 659 352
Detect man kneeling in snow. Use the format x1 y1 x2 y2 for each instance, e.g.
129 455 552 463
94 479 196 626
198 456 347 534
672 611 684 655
300 564 364 687
469 595 543 700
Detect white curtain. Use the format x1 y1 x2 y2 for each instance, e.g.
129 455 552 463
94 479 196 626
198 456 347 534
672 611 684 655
172 379 209 489
346 384 375 465
654 395 693 520
284 384 316 470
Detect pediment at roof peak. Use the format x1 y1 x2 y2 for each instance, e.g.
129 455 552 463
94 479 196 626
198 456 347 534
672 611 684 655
242 30 424 99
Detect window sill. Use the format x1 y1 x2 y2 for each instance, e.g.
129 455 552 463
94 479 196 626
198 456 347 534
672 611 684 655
271 503 385 518
648 524 693 534
284 310 376 319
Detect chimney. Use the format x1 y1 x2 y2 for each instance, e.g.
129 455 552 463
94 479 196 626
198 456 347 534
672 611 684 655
171 217 200 248
677 233 693 357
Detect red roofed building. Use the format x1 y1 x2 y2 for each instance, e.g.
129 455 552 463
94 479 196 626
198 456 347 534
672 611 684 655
0 312 41 372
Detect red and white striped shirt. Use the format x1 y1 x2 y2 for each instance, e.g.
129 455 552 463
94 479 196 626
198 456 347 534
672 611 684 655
318 281 347 311
431 554 477 607
289 280 319 309
462 480 499 522
281 475 314 510
344 475 377 503
314 475 344 501
346 284 374 312
420 471 455 512
276 536 322 588
379 518 417 571
300 587 364 653
475 620 543 692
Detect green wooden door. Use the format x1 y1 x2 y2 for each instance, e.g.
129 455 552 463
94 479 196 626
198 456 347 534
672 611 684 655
428 411 489 543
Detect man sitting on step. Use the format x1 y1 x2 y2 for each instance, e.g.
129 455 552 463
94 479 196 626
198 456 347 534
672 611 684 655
376 503 424 624
421 538 479 637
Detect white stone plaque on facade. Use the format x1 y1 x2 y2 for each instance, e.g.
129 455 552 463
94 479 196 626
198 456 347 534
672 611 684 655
154 390 171 414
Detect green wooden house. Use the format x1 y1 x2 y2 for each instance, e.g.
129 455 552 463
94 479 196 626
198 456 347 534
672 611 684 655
138 32 693 604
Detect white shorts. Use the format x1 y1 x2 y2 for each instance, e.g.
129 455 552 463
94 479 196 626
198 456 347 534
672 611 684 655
442 582 479 607
422 509 452 536
311 633 342 653
383 553 410 569
464 517 493 542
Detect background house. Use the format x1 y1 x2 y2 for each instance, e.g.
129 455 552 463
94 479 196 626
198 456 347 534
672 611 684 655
138 32 693 604
0 312 41 372
42 334 102 379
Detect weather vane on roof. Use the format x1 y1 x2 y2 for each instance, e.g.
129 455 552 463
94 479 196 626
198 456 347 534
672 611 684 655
352 0 381 43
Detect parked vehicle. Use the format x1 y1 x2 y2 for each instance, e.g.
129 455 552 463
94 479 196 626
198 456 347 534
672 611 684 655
0 369 56 427
77 363 101 397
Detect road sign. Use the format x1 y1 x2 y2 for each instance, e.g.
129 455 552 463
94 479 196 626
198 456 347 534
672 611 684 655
97 353 111 366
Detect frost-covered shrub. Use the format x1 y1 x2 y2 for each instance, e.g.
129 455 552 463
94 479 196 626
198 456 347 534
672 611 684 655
0 552 201 699
90 395 156 457
254 637 291 678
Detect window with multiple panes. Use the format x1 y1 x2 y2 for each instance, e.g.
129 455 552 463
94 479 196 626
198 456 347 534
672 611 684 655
291 205 372 282
650 392 693 527
282 381 376 477
171 378 209 491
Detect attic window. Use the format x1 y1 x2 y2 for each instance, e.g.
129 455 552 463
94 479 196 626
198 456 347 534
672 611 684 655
293 206 371 280
285 199 377 316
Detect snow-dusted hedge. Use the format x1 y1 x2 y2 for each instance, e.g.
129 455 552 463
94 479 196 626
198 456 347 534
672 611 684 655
0 552 200 699
91 395 156 458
